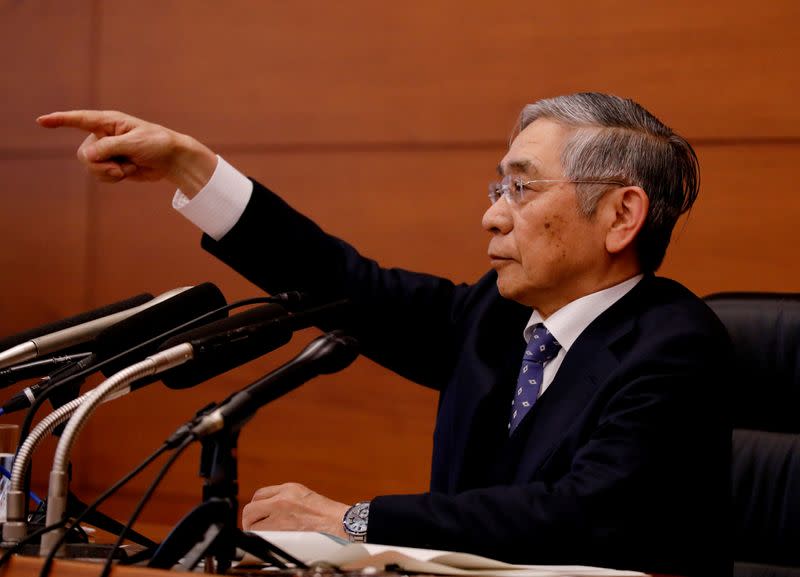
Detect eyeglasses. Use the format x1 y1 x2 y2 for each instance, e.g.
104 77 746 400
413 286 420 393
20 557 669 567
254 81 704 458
488 175 627 206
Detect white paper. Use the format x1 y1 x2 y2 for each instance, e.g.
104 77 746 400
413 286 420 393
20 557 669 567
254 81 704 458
241 531 649 577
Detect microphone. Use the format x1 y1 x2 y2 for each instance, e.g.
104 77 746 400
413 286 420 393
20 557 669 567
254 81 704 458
93 282 228 378
155 303 290 389
35 304 299 555
0 288 192 370
89 302 290 400
4 284 230 546
0 357 95 416
0 293 153 353
158 298 352 390
0 353 92 390
0 283 228 416
191 330 359 437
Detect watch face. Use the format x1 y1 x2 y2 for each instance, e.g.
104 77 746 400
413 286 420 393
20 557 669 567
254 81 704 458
345 502 369 535
347 517 367 533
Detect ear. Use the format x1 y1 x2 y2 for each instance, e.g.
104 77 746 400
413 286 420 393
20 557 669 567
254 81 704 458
603 186 648 255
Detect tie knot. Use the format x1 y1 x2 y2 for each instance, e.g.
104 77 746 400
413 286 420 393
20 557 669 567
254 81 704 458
523 324 561 364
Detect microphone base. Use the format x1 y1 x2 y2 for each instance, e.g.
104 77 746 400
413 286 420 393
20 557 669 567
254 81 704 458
0 520 130 560
1 541 128 560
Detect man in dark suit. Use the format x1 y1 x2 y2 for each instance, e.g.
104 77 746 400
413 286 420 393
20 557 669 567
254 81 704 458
39 93 732 576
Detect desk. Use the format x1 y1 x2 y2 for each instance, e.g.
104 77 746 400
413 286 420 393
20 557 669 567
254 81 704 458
0 554 172 577
0 525 682 577
0 554 681 577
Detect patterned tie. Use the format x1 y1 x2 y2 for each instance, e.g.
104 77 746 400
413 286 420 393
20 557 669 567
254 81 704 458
508 323 561 434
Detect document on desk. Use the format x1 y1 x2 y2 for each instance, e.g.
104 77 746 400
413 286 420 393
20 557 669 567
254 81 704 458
244 531 649 576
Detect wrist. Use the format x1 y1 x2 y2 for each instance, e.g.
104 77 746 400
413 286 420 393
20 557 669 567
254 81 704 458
169 133 218 198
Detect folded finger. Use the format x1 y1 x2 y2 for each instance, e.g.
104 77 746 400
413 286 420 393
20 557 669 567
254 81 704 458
86 161 126 182
84 133 136 163
251 485 283 502
242 501 270 530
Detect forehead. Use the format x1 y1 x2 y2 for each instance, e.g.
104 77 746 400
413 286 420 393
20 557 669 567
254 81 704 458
498 118 573 176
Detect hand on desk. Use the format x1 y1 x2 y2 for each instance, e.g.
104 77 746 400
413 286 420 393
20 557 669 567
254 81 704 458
242 482 350 540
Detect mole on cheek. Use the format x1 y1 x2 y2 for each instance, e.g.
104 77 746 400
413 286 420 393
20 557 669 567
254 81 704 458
544 222 551 229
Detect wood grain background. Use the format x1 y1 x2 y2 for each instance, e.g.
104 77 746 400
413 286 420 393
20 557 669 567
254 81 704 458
1 0 798 535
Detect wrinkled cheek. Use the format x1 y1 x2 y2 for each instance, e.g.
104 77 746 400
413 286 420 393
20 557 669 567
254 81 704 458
542 216 568 254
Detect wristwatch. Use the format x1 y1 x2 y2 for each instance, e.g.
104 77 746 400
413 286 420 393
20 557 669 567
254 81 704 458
342 501 370 542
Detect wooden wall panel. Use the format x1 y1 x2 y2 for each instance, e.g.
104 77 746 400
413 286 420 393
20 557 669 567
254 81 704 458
3 1 800 532
96 1 800 145
661 144 800 294
0 0 94 150
0 159 89 339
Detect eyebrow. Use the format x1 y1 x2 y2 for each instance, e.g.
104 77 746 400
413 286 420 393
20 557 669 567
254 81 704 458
497 159 540 177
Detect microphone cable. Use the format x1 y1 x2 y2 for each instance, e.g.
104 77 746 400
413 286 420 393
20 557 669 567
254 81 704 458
0 352 93 397
0 439 172 571
37 438 189 577
16 292 304 512
94 436 195 577
0 463 42 506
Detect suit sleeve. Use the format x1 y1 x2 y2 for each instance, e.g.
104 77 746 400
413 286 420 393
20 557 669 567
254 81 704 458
201 179 478 389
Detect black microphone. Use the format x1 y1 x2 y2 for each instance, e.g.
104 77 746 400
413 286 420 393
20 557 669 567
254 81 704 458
94 282 228 379
0 289 194 370
0 293 153 353
0 283 228 415
158 298 351 390
191 330 359 437
156 303 291 389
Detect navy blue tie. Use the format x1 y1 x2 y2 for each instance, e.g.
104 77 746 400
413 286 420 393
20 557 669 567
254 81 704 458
509 324 561 434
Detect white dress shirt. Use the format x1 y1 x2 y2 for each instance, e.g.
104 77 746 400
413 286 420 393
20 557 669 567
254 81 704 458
525 275 642 398
173 155 252 241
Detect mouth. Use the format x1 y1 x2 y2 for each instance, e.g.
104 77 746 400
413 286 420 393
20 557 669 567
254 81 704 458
488 254 512 265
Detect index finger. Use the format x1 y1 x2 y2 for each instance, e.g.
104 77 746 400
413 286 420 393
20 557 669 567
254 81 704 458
36 110 129 134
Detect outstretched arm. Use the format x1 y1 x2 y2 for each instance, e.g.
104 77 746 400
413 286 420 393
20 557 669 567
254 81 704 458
37 110 217 197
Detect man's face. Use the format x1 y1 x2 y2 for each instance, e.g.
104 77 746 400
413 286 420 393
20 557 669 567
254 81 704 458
482 118 611 316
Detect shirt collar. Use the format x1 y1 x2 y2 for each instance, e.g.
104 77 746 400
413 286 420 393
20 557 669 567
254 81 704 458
524 274 644 350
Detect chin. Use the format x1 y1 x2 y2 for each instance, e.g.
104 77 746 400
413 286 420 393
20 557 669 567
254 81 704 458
495 278 524 303
495 275 540 307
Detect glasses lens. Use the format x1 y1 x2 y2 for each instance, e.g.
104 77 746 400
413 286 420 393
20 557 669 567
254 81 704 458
511 179 526 202
488 182 501 204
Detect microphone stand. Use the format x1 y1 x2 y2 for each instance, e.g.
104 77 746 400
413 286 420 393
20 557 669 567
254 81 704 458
147 330 358 572
147 428 304 573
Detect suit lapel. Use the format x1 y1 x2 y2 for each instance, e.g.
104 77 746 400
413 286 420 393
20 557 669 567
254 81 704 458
502 280 649 482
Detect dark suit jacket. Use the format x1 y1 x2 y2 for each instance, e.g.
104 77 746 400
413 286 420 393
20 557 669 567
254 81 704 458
202 180 732 576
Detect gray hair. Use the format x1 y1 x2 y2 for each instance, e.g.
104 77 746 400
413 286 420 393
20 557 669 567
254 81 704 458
518 92 699 273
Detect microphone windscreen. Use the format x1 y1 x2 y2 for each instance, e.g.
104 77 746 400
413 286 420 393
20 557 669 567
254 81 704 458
0 293 154 352
95 282 227 377
159 303 291 390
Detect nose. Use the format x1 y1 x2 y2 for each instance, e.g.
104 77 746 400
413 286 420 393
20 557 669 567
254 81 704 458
482 197 513 235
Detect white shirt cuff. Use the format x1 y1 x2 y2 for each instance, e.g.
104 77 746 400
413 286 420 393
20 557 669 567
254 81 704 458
172 155 253 241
